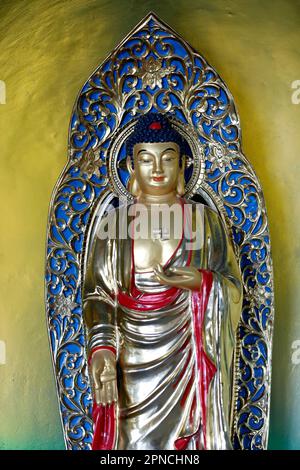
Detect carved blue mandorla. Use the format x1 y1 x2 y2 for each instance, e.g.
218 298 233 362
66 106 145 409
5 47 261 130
45 13 274 450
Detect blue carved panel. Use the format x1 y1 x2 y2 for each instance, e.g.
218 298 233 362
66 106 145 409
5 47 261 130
46 13 273 450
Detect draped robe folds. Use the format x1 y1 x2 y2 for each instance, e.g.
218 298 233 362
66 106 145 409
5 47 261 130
83 200 242 450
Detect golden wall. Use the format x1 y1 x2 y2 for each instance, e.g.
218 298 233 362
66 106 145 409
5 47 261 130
0 0 299 449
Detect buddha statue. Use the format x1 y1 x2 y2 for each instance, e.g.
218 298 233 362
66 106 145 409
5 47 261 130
83 113 242 450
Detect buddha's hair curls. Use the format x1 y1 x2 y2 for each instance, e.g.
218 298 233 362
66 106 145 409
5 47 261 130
126 113 191 167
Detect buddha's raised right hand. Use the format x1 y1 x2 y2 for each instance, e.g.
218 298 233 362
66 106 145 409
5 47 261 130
90 349 118 405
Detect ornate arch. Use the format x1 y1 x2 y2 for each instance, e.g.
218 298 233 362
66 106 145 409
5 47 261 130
46 13 274 450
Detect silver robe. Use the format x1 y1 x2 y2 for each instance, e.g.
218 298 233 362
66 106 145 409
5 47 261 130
83 201 242 450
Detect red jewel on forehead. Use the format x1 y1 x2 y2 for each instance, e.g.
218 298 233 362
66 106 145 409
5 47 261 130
149 122 162 130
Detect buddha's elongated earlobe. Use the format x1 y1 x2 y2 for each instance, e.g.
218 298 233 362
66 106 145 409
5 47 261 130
126 156 141 197
176 155 186 196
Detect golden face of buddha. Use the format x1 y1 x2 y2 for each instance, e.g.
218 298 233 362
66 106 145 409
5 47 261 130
132 141 180 196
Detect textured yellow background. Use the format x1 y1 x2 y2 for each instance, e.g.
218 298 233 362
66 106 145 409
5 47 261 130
0 0 299 449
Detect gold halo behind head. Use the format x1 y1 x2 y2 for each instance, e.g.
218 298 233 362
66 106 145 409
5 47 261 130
108 115 205 201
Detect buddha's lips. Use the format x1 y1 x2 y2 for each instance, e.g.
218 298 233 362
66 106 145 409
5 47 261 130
152 176 165 182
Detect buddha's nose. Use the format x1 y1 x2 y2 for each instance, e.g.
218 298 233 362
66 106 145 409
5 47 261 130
152 157 163 175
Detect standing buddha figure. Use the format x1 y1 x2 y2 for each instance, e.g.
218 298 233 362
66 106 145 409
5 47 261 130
83 113 242 450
